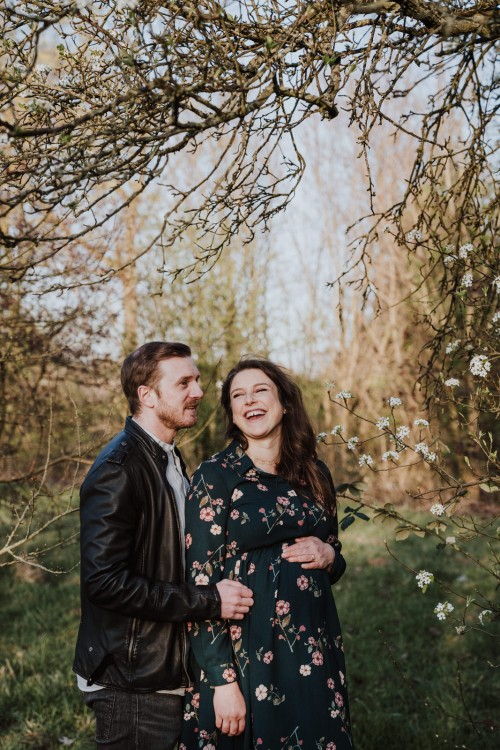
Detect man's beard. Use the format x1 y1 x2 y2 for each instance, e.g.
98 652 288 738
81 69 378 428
156 399 199 431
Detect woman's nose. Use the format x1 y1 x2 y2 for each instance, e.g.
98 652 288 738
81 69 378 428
244 391 255 404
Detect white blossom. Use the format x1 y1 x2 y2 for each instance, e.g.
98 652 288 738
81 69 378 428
382 451 400 462
478 609 492 625
414 418 429 428
415 570 434 592
434 601 454 620
406 228 423 242
469 354 491 378
395 425 410 440
415 442 436 462
443 253 456 266
388 396 402 407
492 276 500 293
445 340 460 354
461 272 473 288
330 425 343 436
376 417 390 430
335 390 352 400
445 536 456 545
492 311 500 325
458 243 473 259
347 437 359 450
0 131 9 147
455 625 466 635
316 432 327 443
430 503 445 516
444 378 460 388
325 381 335 390
358 453 373 467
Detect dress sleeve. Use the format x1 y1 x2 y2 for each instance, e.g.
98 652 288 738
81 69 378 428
185 460 238 688
318 460 347 585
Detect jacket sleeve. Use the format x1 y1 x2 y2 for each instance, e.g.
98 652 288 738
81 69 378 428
318 460 347 585
80 459 221 623
185 461 238 688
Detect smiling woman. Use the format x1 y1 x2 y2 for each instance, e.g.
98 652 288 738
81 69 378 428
180 358 353 750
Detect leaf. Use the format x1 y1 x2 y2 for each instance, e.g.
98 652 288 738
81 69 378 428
354 511 370 521
205 563 213 577
480 482 500 493
340 515 355 531
395 527 410 541
282 615 291 627
464 456 471 468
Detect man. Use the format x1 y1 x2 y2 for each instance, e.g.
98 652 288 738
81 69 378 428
73 342 254 750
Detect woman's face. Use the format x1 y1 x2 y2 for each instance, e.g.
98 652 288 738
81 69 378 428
229 368 284 443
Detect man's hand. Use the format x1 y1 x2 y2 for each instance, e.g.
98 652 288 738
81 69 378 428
216 579 254 620
214 682 246 736
281 536 335 571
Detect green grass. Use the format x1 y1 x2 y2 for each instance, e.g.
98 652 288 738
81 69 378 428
0 512 498 750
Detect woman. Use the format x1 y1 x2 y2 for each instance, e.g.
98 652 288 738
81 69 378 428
180 359 353 750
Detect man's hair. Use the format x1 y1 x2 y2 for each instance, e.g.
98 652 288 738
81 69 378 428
121 341 192 415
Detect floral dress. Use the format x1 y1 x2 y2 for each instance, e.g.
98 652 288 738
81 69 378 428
180 441 353 750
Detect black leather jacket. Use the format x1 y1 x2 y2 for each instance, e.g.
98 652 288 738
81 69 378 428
73 417 221 692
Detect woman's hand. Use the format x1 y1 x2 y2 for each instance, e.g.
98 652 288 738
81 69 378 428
213 682 246 736
281 536 335 571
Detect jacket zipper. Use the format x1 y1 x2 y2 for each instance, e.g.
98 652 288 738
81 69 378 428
128 617 138 663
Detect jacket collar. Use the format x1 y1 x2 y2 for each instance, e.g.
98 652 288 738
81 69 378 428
221 440 257 477
124 416 187 474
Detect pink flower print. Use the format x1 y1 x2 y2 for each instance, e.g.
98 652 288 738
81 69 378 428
230 509 240 520
297 575 309 590
277 496 290 506
326 743 337 750
339 670 345 685
230 625 242 641
307 637 316 645
210 524 222 535
185 533 192 549
335 691 344 707
222 668 237 683
312 651 323 666
191 693 200 708
257 484 268 491
327 678 335 689
299 626 306 632
200 507 215 522
231 488 243 501
248 563 256 574
275 600 290 616
213 497 224 506
255 684 268 701
195 573 209 585
192 560 201 569
299 664 311 676
263 651 273 664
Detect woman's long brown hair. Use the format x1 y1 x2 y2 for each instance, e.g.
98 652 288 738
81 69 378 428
220 358 335 514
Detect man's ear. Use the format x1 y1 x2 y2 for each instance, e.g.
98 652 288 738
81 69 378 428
137 384 156 409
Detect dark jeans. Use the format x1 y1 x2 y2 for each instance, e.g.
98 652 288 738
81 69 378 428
83 689 183 750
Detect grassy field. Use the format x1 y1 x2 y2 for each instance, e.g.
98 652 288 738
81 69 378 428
0 511 498 750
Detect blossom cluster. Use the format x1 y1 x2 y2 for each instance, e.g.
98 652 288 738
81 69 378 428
434 601 454 621
415 442 436 462
469 354 491 378
430 503 445 516
415 570 433 592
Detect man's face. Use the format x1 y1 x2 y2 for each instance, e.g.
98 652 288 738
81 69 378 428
152 357 204 432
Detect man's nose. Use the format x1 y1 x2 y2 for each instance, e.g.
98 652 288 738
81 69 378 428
192 382 204 399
